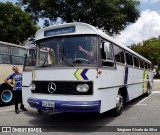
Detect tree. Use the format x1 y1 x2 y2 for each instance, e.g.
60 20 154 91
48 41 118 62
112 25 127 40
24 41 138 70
131 37 160 68
16 0 140 36
0 2 38 44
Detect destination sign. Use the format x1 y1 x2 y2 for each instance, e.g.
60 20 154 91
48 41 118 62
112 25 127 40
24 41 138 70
44 26 75 37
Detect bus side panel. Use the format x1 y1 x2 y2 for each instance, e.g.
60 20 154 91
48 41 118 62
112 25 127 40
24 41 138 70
98 64 153 113
127 67 153 100
98 65 125 113
127 84 142 101
99 88 118 113
98 65 125 88
126 67 144 100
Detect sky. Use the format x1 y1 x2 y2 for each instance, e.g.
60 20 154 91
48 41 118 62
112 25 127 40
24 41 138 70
1 0 160 46
116 0 160 45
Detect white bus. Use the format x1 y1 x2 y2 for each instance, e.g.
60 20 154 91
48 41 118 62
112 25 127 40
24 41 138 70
27 23 153 116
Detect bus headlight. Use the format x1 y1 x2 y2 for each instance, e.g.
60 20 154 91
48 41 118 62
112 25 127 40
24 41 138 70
29 83 36 90
76 84 89 92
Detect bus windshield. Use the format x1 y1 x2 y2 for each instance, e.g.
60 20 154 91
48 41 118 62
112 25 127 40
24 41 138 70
38 35 98 67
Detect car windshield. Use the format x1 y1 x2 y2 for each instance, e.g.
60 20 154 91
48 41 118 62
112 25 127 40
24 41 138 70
37 35 98 67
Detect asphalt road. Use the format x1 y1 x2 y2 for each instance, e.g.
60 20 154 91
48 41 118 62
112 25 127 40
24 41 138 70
0 80 160 135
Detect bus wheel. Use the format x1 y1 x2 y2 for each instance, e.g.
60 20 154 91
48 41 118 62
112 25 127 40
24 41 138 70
113 92 124 116
145 83 151 96
38 109 43 114
0 87 14 106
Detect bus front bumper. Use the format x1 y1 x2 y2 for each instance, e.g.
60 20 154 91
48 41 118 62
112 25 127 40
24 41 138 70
27 98 101 113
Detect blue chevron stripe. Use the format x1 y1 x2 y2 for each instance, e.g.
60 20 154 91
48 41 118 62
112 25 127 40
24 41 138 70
81 69 89 80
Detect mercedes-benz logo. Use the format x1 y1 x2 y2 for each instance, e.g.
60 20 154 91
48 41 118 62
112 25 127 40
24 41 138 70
48 82 56 93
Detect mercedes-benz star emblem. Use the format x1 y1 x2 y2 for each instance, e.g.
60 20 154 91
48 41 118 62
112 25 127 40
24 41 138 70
48 82 56 93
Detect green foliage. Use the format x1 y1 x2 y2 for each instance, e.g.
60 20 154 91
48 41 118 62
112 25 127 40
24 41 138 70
131 37 160 68
0 2 38 44
16 0 140 36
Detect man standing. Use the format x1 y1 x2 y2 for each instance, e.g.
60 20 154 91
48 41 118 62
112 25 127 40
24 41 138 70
4 66 27 114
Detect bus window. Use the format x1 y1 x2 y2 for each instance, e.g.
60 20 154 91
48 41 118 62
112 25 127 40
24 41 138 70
113 45 125 64
24 48 49 71
48 48 56 65
39 39 57 66
148 64 150 70
148 63 152 70
0 44 10 64
140 60 144 68
101 41 114 67
59 36 97 65
39 51 48 65
126 52 133 66
134 57 139 68
144 62 148 69
0 44 9 54
11 47 26 65
26 49 36 66
38 35 97 67
149 64 152 70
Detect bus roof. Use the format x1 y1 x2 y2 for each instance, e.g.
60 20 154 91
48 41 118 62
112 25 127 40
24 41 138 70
35 22 151 64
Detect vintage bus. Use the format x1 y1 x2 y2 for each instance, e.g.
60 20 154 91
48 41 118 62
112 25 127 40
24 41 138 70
0 41 26 106
27 23 153 116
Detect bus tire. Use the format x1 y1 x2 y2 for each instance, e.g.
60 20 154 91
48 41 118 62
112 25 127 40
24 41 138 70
0 86 14 106
145 83 151 96
38 109 43 114
112 91 124 117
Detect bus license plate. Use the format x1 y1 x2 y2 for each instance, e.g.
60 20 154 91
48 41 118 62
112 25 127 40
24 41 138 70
42 101 55 108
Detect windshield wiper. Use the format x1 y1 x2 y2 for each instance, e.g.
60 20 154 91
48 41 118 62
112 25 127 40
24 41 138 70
60 53 74 67
42 60 47 67
41 53 49 68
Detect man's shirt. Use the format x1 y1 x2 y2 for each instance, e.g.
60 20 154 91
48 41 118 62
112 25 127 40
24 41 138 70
7 73 22 90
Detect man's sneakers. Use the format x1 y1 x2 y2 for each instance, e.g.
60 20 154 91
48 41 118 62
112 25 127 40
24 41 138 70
15 109 19 114
20 105 27 111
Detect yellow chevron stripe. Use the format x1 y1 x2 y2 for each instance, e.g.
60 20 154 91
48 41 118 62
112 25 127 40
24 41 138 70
75 69 83 80
74 69 83 80
143 70 148 93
